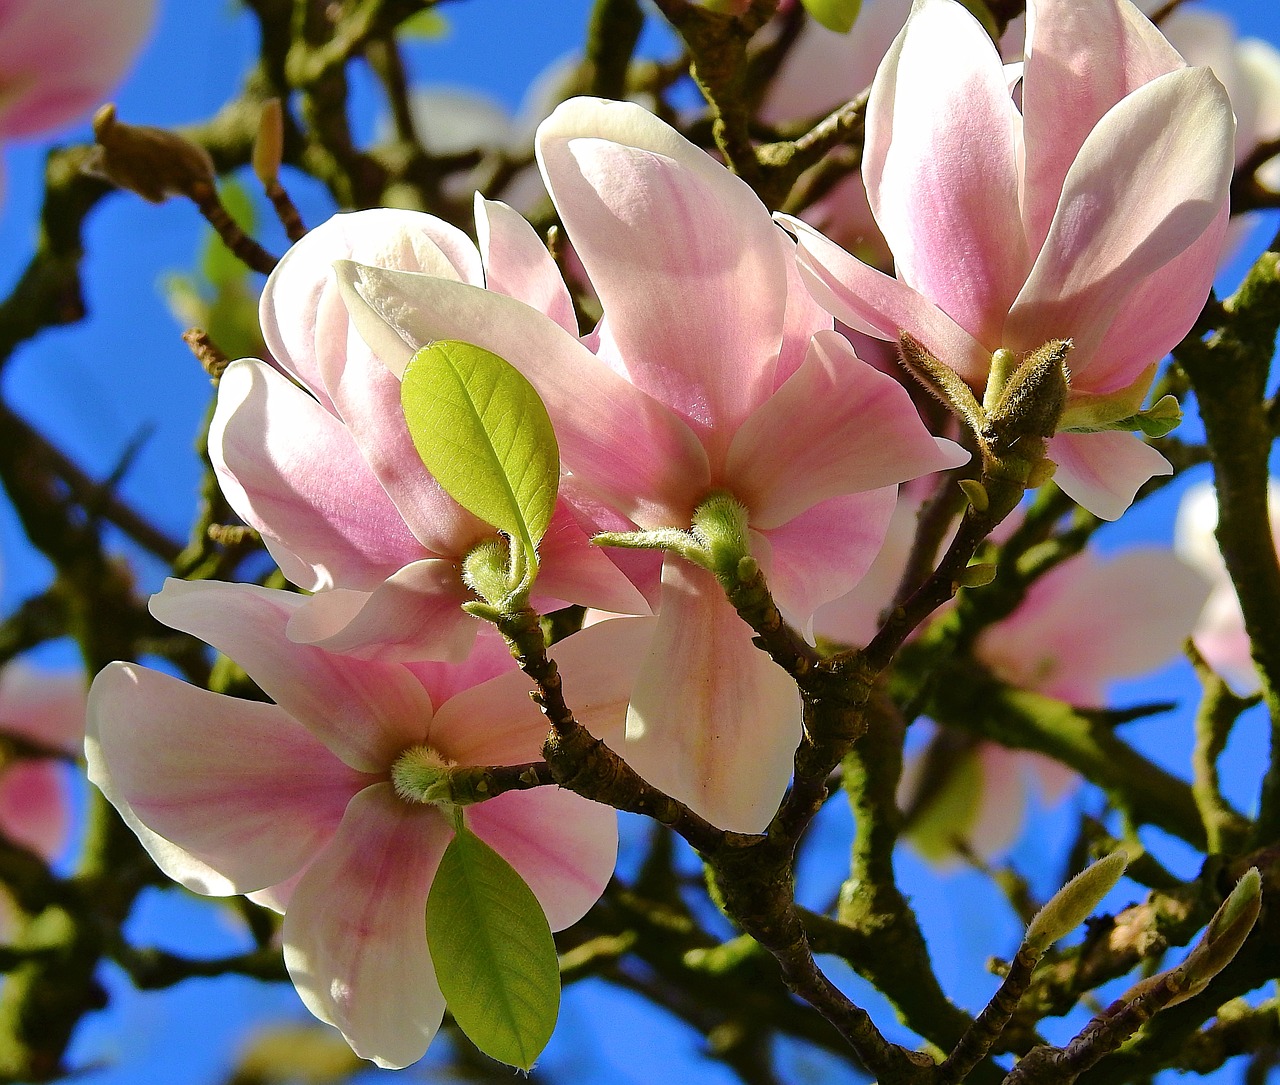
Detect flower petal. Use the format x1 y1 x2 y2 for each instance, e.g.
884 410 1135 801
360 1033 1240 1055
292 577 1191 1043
336 263 712 527
210 359 425 591
282 784 449 1070
534 501 652 617
780 214 990 387
262 208 482 404
467 787 616 930
475 195 578 335
314 288 492 556
285 560 480 664
1006 67 1234 376
0 664 85 753
1021 0 1184 252
429 615 656 766
976 548 1210 704
0 762 68 861
149 579 433 772
1047 430 1171 521
625 559 800 833
727 330 968 528
864 0 1029 344
755 488 900 631
86 662 369 896
536 97 789 449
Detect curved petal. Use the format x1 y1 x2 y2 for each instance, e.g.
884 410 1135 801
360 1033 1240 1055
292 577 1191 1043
0 664 85 753
1006 68 1234 375
475 195 578 335
282 784 449 1070
149 579 433 772
0 761 68 861
210 359 425 592
315 289 492 556
0 0 155 139
1080 205 1228 394
537 97 788 452
336 263 712 528
86 663 369 896
780 214 991 386
1048 430 1171 521
1021 0 1184 251
864 0 1029 343
429 616 656 766
976 548 1210 704
776 233 834 387
727 330 968 528
285 560 479 664
262 208 482 402
625 559 800 833
755 487 899 631
467 787 616 930
534 501 652 617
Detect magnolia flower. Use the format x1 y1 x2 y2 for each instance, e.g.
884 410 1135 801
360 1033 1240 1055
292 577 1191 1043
0 662 84 861
784 0 1235 520
87 577 653 1068
818 503 1210 858
335 97 966 833
0 0 155 142
213 207 648 662
1174 479 1280 694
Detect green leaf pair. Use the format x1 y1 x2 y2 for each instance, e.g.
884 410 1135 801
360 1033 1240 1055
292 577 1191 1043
401 340 560 603
426 821 561 1070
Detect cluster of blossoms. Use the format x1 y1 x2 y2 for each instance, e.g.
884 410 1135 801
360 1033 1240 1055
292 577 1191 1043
85 0 1236 1068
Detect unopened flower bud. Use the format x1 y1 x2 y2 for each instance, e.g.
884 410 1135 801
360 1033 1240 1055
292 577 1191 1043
86 103 215 203
1167 867 1262 1006
984 339 1072 452
1025 849 1128 953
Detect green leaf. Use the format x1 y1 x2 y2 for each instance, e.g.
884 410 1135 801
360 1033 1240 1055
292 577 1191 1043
401 340 560 565
398 8 450 39
426 824 560 1070
800 0 862 33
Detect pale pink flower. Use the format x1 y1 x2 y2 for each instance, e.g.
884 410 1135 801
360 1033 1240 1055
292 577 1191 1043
0 0 154 141
1174 479 1280 695
212 208 648 663
783 0 1235 521
87 577 653 1068
819 503 1210 858
0 662 84 860
335 97 966 833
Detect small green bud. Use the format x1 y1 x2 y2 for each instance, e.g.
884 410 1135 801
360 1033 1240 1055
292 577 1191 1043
983 348 1019 414
253 99 285 186
984 339 1071 452
391 745 458 806
1024 457 1059 489
1168 867 1262 1006
463 538 512 605
958 478 990 512
1025 849 1129 953
898 331 985 436
691 492 753 581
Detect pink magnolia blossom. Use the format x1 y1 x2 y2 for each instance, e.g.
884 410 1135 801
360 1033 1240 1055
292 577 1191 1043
0 0 154 140
334 97 966 833
212 207 648 663
818 502 1210 858
1174 479 1280 695
87 577 653 1068
0 661 84 861
783 0 1235 521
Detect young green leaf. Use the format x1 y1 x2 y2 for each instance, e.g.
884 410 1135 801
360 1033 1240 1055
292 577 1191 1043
426 824 561 1070
401 340 560 564
801 0 862 34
